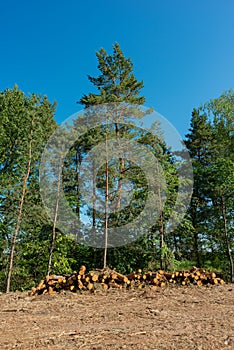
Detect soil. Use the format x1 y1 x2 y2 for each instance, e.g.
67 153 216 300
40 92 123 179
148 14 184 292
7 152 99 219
0 284 233 350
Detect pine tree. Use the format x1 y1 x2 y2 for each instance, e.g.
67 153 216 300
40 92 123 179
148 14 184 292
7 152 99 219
79 43 145 106
204 91 234 281
185 91 234 279
184 108 214 266
78 43 146 267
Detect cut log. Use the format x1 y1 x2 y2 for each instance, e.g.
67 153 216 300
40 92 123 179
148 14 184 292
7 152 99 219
30 266 226 295
210 278 219 285
79 265 86 275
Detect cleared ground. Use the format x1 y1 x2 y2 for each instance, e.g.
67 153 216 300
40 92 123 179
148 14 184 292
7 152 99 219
0 284 233 350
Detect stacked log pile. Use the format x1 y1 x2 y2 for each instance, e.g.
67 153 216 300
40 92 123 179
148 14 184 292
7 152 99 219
30 266 225 295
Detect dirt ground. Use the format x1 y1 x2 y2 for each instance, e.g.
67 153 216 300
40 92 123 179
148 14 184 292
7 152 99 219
0 284 233 350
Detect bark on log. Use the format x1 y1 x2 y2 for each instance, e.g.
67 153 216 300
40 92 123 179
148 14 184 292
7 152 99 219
30 266 226 295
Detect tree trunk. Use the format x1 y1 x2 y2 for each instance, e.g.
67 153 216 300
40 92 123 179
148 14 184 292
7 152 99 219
6 115 34 293
103 123 109 268
155 158 164 270
75 148 81 218
173 231 179 259
191 194 201 267
194 231 201 268
159 213 164 270
92 160 97 228
221 195 234 283
115 122 125 215
47 156 63 276
75 147 82 241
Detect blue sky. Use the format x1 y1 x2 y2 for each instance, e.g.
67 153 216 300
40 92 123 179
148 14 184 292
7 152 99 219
1 0 233 138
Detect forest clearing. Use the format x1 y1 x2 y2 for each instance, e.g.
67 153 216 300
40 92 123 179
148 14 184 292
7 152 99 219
0 283 233 350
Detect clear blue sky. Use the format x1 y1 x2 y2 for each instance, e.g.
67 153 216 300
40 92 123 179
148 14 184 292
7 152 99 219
1 0 233 137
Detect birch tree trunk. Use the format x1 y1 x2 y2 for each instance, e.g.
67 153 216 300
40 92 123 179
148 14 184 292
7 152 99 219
6 115 34 293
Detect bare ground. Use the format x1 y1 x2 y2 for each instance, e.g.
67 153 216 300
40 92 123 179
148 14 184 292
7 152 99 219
0 284 233 350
